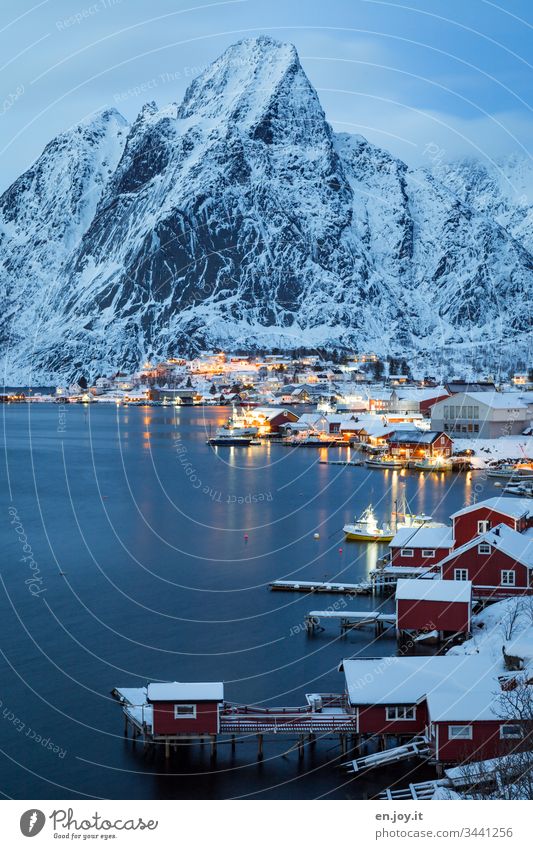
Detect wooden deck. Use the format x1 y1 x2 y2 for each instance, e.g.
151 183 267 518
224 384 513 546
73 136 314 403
269 579 373 595
305 609 396 635
343 736 430 774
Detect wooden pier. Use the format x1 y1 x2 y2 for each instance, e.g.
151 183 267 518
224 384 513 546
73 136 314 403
343 735 430 774
112 688 360 762
305 609 396 636
269 568 436 597
269 579 373 595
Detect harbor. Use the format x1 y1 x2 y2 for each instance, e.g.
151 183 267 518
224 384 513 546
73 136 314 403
2 401 532 801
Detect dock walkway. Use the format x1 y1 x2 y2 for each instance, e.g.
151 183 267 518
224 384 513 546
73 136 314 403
305 609 396 635
269 579 372 595
343 736 430 773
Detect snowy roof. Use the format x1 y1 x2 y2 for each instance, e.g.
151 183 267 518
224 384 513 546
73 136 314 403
450 497 533 521
439 523 533 569
341 655 503 720
395 578 472 603
251 407 295 419
394 387 449 402
147 682 224 702
390 526 453 549
389 430 446 444
462 392 528 409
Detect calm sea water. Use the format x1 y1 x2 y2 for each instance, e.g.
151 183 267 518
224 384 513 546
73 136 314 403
0 405 490 799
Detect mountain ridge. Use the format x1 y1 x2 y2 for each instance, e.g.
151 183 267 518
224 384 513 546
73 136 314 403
1 35 531 381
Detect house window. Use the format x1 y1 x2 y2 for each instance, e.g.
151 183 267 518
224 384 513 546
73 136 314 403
501 570 516 586
477 520 490 533
422 549 435 558
473 424 479 433
478 543 491 555
400 548 414 557
448 725 472 740
386 706 416 721
173 704 197 719
500 724 522 739
454 569 468 581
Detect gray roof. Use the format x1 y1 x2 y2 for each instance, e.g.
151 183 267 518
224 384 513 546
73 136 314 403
389 430 446 444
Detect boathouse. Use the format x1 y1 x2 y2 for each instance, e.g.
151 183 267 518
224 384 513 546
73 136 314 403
450 497 533 547
340 655 530 764
395 578 472 637
440 523 533 598
146 682 225 735
389 525 453 569
387 431 452 460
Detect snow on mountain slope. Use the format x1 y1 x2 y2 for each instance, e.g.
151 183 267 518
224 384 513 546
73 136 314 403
0 36 531 381
432 155 533 255
0 108 128 376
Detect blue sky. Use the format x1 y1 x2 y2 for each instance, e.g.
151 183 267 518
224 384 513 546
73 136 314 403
0 0 531 191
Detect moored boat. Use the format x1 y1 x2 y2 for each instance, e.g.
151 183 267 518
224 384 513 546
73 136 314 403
487 463 533 479
413 456 452 471
365 455 404 469
343 505 394 542
207 426 255 446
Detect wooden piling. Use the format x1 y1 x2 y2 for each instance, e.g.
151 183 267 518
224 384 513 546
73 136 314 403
257 734 264 760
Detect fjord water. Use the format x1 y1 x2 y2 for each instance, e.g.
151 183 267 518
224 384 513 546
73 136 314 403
0 405 484 799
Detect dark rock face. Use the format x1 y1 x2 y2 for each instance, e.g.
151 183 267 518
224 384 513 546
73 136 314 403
1 36 531 380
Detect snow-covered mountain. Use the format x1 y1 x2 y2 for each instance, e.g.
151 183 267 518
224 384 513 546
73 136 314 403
1 36 531 381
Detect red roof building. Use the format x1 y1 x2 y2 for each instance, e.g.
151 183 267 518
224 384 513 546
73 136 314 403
341 655 530 764
440 524 533 598
389 526 453 569
395 578 472 636
450 497 533 548
146 682 224 736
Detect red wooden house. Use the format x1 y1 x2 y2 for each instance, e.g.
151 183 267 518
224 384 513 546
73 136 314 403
440 524 533 598
387 431 453 460
146 682 225 735
341 655 529 764
389 526 453 569
395 578 472 636
450 497 533 548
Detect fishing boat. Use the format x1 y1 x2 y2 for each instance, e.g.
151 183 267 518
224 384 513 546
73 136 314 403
207 427 254 446
487 463 520 478
487 463 530 479
365 455 404 469
413 456 452 471
343 505 394 542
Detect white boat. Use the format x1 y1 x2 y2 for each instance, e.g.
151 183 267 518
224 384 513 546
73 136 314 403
343 505 394 542
486 463 533 479
413 456 452 471
207 427 254 446
365 455 404 469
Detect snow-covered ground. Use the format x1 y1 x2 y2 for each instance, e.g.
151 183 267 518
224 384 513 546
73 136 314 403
453 435 533 467
447 596 533 668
